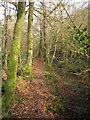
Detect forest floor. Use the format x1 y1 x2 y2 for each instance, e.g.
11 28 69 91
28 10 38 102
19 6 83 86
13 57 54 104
53 65 90 120
9 58 90 119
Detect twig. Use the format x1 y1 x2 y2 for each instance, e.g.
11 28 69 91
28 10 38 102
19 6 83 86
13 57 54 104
71 69 90 76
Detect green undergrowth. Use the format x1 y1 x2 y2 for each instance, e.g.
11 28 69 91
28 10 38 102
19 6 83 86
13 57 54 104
17 78 26 89
46 96 64 115
15 96 24 103
17 76 23 81
44 71 57 94
44 61 64 116
17 63 33 80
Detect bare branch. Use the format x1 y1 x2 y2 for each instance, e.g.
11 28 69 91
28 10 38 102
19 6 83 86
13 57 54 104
47 2 61 17
60 2 77 29
8 2 18 11
33 13 41 20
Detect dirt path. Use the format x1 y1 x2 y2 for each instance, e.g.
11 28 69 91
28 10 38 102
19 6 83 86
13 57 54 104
9 58 90 119
9 58 56 118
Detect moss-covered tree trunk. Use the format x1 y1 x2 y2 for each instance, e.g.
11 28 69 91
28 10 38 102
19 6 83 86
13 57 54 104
3 2 8 70
42 1 47 59
26 0 34 78
2 2 26 116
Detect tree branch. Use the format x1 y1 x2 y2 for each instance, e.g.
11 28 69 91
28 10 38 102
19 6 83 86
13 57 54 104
61 2 77 29
47 2 61 17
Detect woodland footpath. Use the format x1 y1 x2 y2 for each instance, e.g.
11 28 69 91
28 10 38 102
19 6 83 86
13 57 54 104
0 0 90 119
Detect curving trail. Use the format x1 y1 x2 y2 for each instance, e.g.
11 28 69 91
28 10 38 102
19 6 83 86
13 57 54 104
9 58 89 119
10 58 57 118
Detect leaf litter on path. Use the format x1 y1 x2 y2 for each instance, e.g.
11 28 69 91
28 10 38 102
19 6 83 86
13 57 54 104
9 58 57 118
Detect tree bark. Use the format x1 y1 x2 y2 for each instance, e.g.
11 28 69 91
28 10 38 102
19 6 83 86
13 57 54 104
2 2 26 116
3 2 8 70
26 0 34 78
38 21 43 57
88 2 90 78
42 1 47 59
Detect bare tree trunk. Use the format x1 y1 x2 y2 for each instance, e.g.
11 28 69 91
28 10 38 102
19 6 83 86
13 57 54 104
38 21 43 57
42 1 47 59
51 38 58 64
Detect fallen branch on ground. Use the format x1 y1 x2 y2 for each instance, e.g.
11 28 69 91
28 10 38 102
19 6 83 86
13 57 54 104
71 69 90 76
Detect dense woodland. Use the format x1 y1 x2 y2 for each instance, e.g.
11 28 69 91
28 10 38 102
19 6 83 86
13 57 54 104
0 0 90 119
